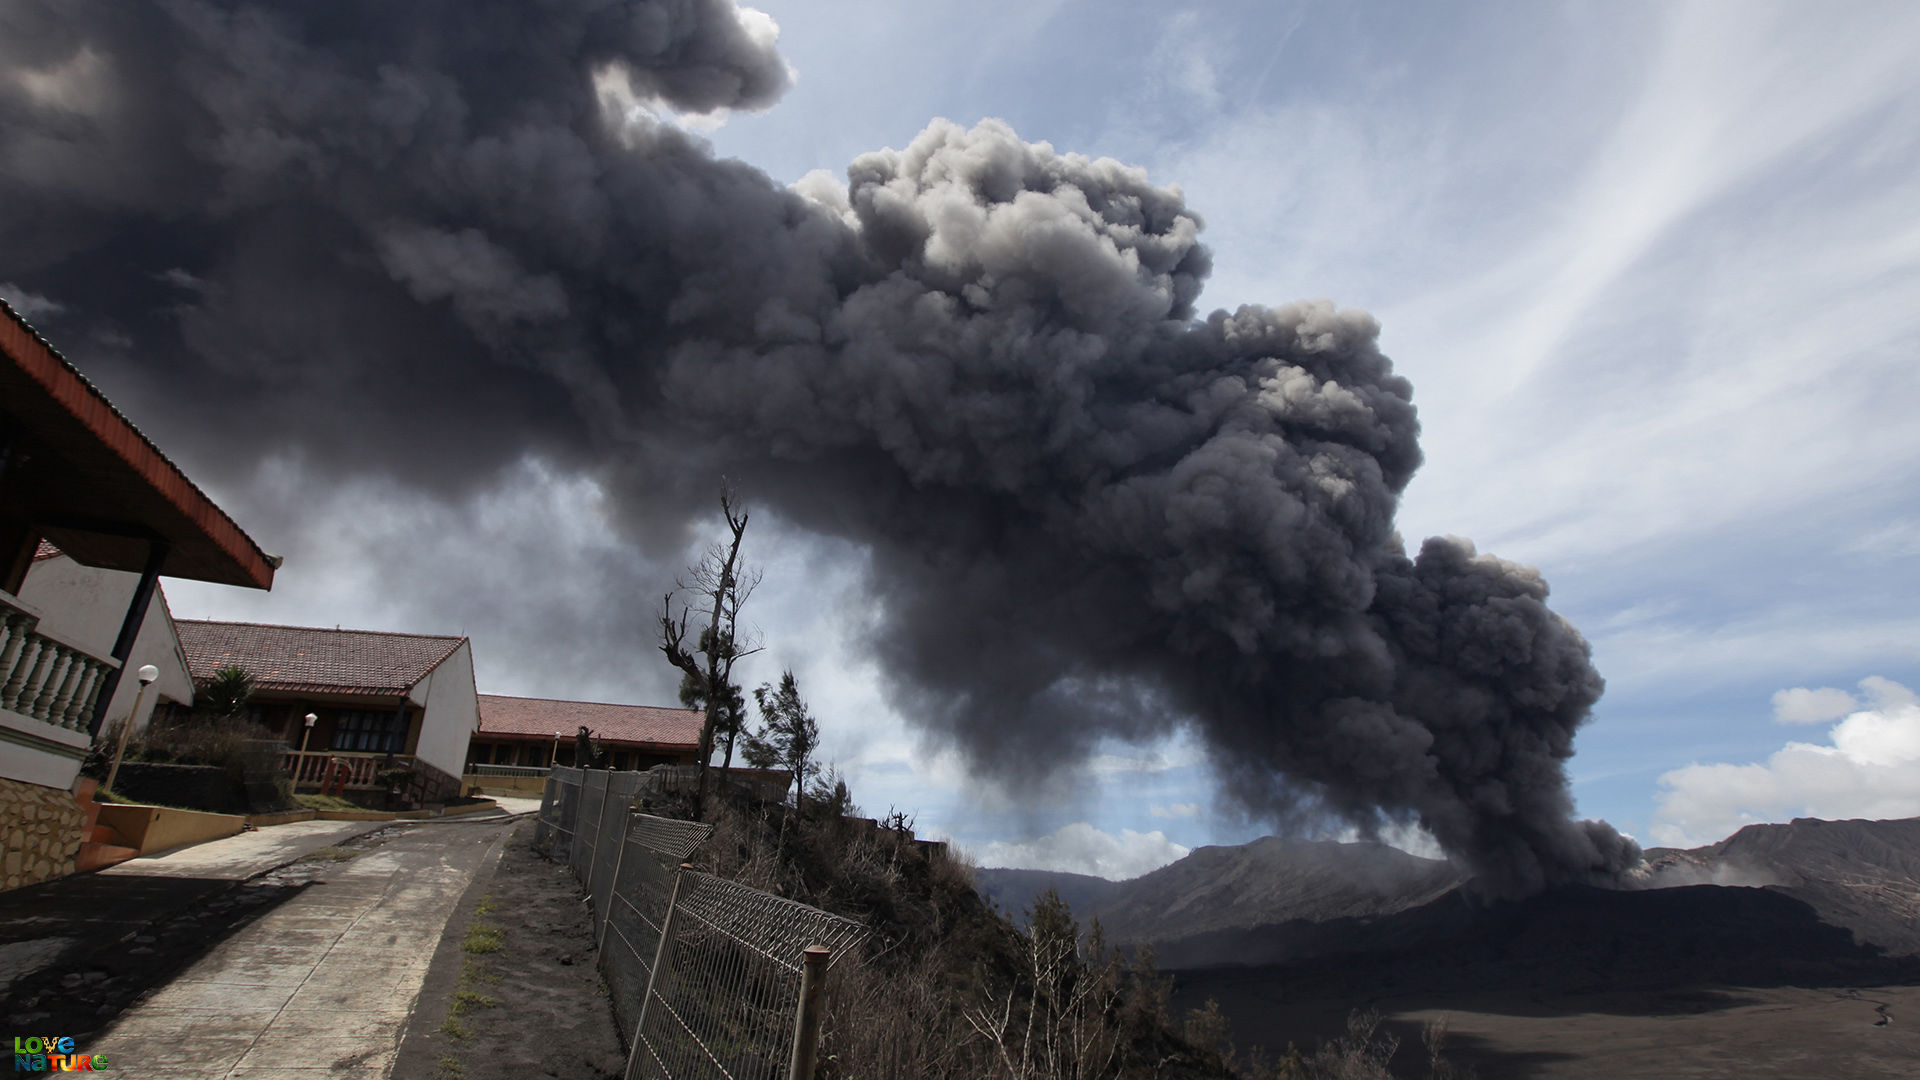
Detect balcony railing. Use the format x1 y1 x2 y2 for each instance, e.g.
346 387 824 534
0 590 118 737
284 750 417 790
465 763 551 778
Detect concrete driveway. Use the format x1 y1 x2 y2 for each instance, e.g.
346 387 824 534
81 817 519 1078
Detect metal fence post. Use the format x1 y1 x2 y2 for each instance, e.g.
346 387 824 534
787 945 831 1080
624 861 693 1080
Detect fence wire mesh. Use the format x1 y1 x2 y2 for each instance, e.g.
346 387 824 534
631 871 868 1080
588 771 650 931
532 769 869 1080
571 768 605 878
601 810 716 1060
532 765 583 860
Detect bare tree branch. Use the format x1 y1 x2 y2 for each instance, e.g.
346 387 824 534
658 482 758 817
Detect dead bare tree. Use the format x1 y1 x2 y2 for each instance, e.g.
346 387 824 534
964 890 1126 1080
660 483 763 816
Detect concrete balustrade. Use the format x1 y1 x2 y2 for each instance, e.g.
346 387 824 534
0 591 118 734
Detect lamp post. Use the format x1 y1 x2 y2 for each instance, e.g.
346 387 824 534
103 664 160 795
299 712 317 786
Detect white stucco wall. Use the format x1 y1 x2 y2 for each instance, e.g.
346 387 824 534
408 640 478 781
16 554 195 734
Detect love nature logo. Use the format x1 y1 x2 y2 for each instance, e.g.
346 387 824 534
12 1036 109 1072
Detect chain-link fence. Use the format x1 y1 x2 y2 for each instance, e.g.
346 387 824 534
533 767 868 1080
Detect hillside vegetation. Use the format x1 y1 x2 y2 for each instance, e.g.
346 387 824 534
661 787 1467 1079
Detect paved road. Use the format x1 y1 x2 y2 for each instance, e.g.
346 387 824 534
85 817 520 1078
0 819 391 1002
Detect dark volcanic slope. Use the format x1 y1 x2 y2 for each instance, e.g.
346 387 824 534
1193 881 1920 1001
1646 816 1920 956
977 836 1463 952
972 868 1124 925
979 816 1920 974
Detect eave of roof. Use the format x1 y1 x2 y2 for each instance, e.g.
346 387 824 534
0 298 276 589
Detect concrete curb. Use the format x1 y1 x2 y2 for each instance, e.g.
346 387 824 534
389 818 522 1078
385 809 541 826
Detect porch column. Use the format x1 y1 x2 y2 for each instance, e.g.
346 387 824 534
89 538 169 737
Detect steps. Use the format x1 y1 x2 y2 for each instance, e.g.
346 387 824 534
71 778 139 873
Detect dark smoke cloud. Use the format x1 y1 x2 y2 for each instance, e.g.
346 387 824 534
0 0 1638 894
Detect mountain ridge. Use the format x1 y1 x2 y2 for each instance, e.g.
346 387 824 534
976 816 1920 969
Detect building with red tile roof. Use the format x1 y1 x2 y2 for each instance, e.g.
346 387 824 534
173 620 479 803
470 694 702 771
176 620 467 697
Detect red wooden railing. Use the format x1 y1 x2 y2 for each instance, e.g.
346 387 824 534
283 750 415 790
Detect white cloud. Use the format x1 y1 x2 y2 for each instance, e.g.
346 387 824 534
1653 677 1920 847
1860 675 1920 711
1149 802 1199 819
974 823 1189 880
1771 686 1860 725
1772 676 1918 725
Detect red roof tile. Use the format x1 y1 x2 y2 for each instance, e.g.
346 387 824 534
175 620 466 696
477 694 703 749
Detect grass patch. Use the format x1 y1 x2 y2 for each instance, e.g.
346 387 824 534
303 845 359 863
435 1053 466 1079
463 924 505 954
440 893 505 1051
294 793 365 811
460 958 501 986
449 989 499 1017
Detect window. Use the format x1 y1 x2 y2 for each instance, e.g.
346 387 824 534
332 710 409 753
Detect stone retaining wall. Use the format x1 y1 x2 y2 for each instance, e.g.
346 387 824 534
0 777 86 892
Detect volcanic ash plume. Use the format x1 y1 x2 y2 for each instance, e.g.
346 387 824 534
0 0 1638 894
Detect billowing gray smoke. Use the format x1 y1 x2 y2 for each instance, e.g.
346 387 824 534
0 0 1638 894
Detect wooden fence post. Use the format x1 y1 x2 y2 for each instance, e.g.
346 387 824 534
787 944 831 1080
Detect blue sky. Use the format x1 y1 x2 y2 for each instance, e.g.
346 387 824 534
148 0 1920 876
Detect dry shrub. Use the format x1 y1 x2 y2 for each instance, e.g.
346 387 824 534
676 787 1492 1080
635 785 1474 1080
1304 1011 1397 1080
137 713 261 769
819 942 982 1080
